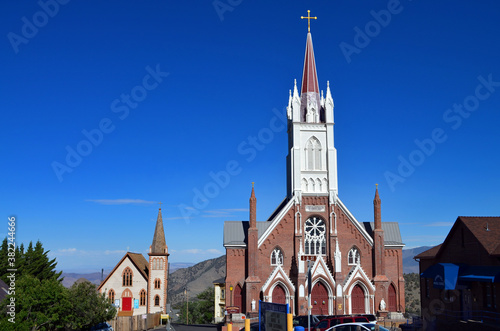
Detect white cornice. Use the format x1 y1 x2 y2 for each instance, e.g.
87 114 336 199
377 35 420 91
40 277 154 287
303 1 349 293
258 198 295 248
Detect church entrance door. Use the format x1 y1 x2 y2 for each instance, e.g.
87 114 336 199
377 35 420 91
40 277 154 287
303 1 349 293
351 285 365 314
122 297 132 311
311 282 328 315
272 284 286 304
388 284 397 311
234 284 244 312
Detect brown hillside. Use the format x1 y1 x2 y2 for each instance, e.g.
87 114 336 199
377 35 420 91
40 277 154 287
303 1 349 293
168 255 225 307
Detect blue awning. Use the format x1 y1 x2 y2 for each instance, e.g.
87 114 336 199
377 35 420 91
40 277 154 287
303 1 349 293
459 266 500 283
421 263 462 290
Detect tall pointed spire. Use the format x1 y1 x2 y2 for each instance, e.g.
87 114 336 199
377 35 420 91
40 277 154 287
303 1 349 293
300 32 322 123
249 182 256 228
151 207 167 254
301 32 320 95
374 184 381 230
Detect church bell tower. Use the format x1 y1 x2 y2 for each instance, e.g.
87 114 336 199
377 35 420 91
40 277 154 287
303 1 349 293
148 207 169 314
286 19 338 204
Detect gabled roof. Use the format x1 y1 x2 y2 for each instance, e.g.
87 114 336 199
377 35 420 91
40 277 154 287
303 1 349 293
414 244 442 260
97 252 149 290
362 222 404 246
223 221 272 247
414 216 500 260
460 216 500 256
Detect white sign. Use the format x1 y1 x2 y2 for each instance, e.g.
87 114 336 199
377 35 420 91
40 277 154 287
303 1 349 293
305 205 325 212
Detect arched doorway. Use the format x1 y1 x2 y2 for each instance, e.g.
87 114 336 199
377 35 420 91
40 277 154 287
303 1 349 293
351 284 365 314
388 283 397 311
233 284 244 313
272 284 286 304
122 288 132 312
311 282 329 315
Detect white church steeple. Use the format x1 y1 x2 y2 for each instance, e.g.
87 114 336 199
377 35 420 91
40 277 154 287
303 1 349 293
286 23 338 204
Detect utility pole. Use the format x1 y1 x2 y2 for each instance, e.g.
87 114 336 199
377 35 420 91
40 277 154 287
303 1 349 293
184 287 189 324
307 260 312 331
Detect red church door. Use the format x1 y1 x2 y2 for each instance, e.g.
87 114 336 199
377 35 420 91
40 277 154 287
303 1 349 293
272 285 286 304
388 284 397 312
234 284 244 312
311 282 328 315
122 297 132 311
351 285 365 314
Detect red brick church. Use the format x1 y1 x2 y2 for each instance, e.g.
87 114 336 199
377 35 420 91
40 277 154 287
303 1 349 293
223 23 405 317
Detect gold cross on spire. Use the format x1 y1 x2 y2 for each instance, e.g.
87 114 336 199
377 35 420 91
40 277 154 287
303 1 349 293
301 10 317 33
158 201 162 209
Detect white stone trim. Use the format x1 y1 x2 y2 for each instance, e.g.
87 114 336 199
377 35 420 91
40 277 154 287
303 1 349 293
258 198 295 248
337 198 374 245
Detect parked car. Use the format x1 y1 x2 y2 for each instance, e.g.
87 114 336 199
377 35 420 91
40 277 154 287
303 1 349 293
353 314 377 324
326 322 390 331
293 314 321 328
312 316 369 331
90 322 114 331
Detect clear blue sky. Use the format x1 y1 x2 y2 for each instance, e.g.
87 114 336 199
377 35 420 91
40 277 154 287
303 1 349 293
2 1 500 272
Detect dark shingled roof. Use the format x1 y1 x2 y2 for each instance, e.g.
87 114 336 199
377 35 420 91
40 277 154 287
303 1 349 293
460 216 500 256
151 208 167 254
97 252 149 290
416 217 500 260
414 244 443 259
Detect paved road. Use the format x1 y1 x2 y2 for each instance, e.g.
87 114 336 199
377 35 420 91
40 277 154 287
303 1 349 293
154 323 221 331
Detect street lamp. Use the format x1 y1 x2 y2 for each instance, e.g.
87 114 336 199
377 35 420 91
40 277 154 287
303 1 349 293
229 285 233 306
229 285 234 324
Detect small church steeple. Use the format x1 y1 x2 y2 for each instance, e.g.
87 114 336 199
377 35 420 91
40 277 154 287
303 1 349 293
151 207 167 254
148 206 169 314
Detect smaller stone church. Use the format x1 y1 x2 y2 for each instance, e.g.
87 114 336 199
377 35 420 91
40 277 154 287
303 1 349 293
98 208 169 316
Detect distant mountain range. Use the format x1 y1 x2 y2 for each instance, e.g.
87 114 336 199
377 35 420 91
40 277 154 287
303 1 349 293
61 262 196 288
402 246 432 274
61 246 433 305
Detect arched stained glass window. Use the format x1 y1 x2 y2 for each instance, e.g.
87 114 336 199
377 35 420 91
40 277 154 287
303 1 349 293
304 217 326 255
271 248 284 266
348 247 360 265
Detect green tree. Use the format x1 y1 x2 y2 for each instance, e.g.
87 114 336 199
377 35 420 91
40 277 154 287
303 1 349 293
0 238 9 283
0 274 71 330
21 241 62 281
0 239 61 283
176 287 215 324
67 280 117 329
